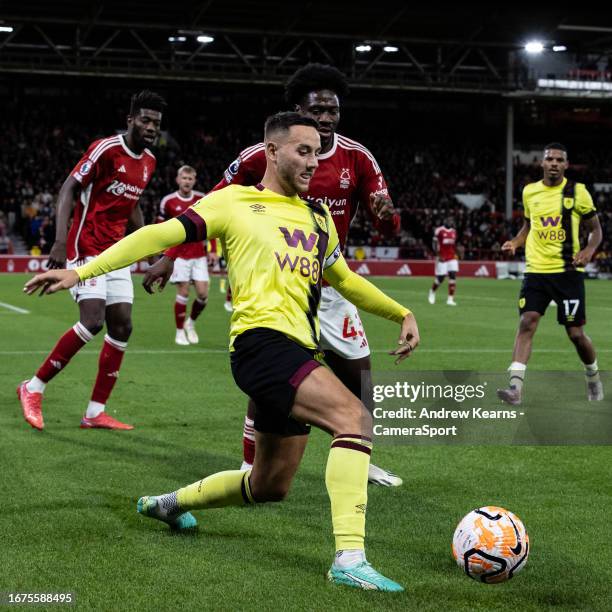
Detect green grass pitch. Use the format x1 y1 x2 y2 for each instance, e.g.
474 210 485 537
1 274 611 611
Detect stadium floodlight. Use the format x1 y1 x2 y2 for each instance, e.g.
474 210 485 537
168 36 187 43
0 26 14 33
355 44 372 53
525 40 544 54
196 35 214 44
553 45 567 52
383 45 399 53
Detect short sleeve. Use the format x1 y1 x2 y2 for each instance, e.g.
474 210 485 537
576 184 596 217
176 189 231 243
70 140 104 188
212 145 267 191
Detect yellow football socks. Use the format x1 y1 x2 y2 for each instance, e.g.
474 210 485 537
326 434 372 551
177 470 254 509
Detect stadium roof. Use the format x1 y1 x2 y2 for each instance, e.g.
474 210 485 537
2 3 612 96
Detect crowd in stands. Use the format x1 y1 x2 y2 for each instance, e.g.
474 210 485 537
0 211 13 254
1 97 611 272
349 144 612 270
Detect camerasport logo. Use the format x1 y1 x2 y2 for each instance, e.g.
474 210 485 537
106 179 144 200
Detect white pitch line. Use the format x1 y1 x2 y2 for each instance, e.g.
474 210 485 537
385 289 505 302
384 289 612 310
375 348 612 353
0 301 30 314
0 349 228 355
1 348 612 356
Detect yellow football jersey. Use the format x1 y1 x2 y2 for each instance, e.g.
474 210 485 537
522 178 596 273
189 184 341 350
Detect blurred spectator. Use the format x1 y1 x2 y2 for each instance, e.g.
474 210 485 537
0 212 13 254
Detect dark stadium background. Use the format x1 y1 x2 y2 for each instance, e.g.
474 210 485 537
1 6 611 610
1 3 611 269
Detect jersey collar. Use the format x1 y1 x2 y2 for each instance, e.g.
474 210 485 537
541 177 567 190
175 191 195 201
317 133 338 160
120 134 144 159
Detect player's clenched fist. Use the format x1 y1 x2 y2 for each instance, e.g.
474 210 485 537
24 269 80 296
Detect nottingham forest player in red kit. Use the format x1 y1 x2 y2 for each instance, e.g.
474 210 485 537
17 90 166 430
428 217 459 306
158 165 208 345
144 64 403 486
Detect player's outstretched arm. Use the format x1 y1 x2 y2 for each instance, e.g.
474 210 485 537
323 255 419 362
25 219 186 296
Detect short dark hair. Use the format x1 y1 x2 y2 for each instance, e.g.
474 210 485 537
130 90 167 115
264 111 319 139
544 142 567 153
285 63 349 107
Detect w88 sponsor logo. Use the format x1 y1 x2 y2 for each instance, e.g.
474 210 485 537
537 215 566 241
274 226 322 283
274 252 321 283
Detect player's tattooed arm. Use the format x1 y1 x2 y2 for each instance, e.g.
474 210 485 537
369 193 396 220
48 176 80 269
573 214 602 267
502 218 530 256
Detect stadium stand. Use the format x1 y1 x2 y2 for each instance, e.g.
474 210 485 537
0 93 610 270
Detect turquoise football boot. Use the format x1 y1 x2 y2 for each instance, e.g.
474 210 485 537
327 561 404 592
137 495 197 530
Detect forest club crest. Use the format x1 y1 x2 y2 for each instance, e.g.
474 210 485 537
339 168 351 189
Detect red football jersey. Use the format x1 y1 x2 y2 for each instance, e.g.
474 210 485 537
66 134 156 261
159 190 206 259
434 226 457 261
213 133 398 249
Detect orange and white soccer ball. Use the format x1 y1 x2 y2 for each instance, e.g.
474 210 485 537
452 506 529 583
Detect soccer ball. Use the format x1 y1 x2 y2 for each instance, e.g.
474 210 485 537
452 506 529 583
